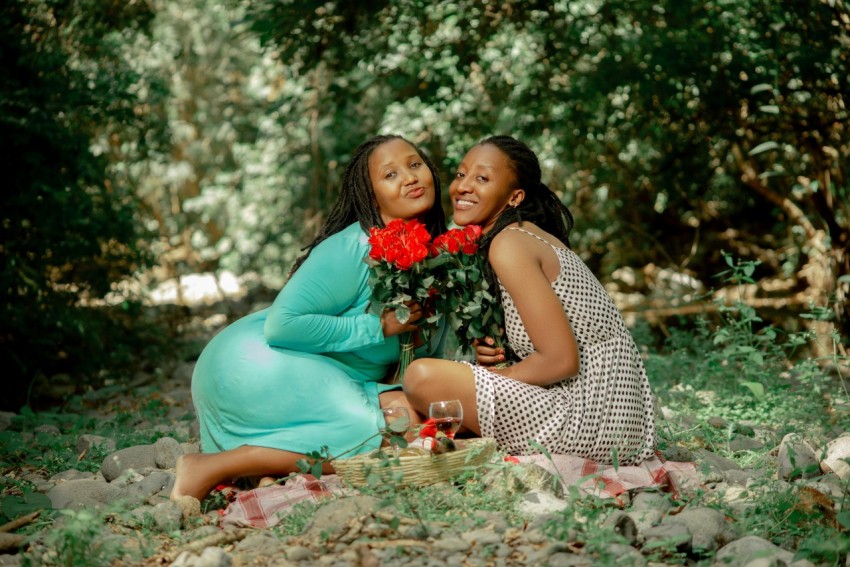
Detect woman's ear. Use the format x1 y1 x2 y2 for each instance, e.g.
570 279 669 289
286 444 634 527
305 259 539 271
509 189 525 208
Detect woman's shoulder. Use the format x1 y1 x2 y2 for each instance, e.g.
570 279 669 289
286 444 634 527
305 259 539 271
488 224 537 267
489 223 538 251
316 222 370 252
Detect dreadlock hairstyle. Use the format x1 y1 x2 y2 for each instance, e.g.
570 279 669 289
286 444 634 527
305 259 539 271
288 134 446 278
475 135 575 312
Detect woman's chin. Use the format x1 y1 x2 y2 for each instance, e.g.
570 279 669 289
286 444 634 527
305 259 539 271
450 212 477 227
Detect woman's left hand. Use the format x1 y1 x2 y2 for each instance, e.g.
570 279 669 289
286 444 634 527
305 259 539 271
474 336 505 366
380 301 423 337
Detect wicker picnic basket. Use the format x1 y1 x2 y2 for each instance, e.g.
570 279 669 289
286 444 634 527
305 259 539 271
334 437 497 487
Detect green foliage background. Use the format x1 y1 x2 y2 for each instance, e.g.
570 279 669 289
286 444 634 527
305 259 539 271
1 0 847 410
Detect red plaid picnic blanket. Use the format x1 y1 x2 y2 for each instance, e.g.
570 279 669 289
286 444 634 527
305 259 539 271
506 454 699 506
219 455 699 529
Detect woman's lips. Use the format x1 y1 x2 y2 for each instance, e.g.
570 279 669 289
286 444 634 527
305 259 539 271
407 187 426 199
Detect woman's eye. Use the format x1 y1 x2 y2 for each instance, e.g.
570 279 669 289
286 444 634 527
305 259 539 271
410 161 422 168
477 176 488 182
455 172 465 179
385 171 396 179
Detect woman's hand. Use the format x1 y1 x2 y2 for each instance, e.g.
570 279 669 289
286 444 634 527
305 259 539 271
380 301 424 337
474 336 505 366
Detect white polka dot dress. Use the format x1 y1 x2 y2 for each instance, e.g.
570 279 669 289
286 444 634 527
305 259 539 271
473 228 656 465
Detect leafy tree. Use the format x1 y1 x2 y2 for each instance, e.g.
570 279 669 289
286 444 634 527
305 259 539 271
244 0 848 344
0 0 160 410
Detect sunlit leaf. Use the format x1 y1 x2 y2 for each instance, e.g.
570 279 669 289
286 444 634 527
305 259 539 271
749 141 780 155
740 381 765 399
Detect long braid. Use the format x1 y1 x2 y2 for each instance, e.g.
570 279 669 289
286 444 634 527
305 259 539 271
288 135 445 278
476 135 575 309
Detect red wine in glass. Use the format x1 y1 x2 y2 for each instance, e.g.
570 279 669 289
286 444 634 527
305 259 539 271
434 417 462 437
429 400 463 439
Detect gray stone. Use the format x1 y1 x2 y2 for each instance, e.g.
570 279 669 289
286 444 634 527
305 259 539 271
111 469 145 488
713 535 794 567
728 434 764 453
76 434 116 455
626 508 663 536
120 470 174 506
631 490 673 512
525 542 569 564
101 445 157 482
34 424 60 436
46 478 122 511
546 552 593 566
145 470 175 496
434 537 472 553
301 495 381 541
707 416 730 429
172 547 233 567
460 528 502 546
602 510 637 545
602 543 646 566
285 545 314 562
642 522 691 552
232 533 286 562
821 433 850 480
154 436 183 469
659 444 694 462
777 433 820 480
49 469 100 482
673 506 736 553
695 448 743 472
469 510 509 533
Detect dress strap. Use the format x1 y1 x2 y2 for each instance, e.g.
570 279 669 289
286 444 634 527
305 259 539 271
505 227 563 249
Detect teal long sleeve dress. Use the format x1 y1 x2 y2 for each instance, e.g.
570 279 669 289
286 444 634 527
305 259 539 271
191 222 445 458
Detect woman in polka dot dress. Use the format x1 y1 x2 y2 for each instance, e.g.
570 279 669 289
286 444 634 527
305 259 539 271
403 135 656 465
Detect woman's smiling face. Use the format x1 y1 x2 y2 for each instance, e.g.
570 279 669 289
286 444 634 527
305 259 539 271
368 138 436 224
449 143 524 232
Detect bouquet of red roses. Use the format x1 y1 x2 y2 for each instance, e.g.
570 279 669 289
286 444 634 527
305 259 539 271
429 225 505 357
366 219 442 381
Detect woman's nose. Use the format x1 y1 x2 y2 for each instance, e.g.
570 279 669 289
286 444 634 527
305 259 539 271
402 168 418 184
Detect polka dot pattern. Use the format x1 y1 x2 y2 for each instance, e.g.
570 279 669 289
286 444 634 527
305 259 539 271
474 228 656 465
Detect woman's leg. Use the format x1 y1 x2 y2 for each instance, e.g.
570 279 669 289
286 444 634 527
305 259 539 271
379 389 423 426
402 359 480 434
379 389 423 442
170 446 334 502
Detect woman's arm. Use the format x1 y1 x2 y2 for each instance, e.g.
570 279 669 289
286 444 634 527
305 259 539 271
487 231 580 386
264 232 385 353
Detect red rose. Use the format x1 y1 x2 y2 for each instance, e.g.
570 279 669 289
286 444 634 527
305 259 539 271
419 418 438 438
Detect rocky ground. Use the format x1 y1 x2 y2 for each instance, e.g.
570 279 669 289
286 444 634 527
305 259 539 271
3 356 849 566
2 292 849 565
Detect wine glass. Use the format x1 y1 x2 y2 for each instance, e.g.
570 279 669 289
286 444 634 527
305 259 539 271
381 407 410 455
428 399 463 439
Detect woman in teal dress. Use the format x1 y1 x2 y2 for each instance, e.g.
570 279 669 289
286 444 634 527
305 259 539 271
172 135 447 502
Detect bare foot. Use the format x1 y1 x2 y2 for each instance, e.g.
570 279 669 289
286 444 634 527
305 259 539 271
257 476 278 488
170 453 218 502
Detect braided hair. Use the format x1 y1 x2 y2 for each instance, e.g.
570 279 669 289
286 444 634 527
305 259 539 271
475 135 575 306
289 135 446 277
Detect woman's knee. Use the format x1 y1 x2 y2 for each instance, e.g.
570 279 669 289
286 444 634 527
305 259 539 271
402 359 433 399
